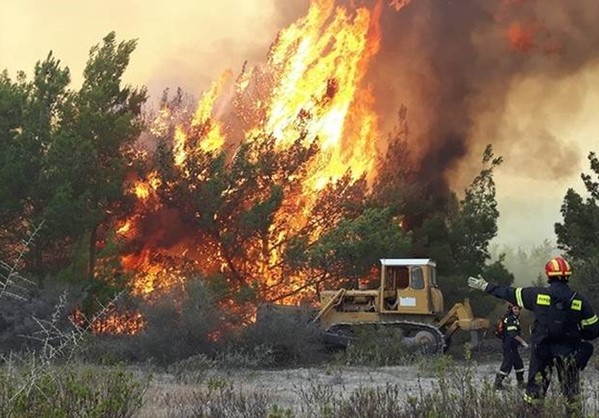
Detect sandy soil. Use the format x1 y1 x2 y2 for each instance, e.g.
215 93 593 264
135 358 599 417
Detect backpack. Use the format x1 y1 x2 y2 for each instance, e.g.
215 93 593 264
494 318 505 339
546 291 578 340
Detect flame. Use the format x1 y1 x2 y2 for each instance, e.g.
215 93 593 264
507 21 536 52
259 0 382 189
71 308 146 335
499 1 562 55
103 0 418 335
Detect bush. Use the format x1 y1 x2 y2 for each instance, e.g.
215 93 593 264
336 327 412 367
0 280 86 355
0 361 148 417
168 377 281 418
93 279 224 366
241 304 325 366
141 280 222 363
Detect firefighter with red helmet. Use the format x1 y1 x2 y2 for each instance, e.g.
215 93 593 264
468 256 599 411
494 303 528 390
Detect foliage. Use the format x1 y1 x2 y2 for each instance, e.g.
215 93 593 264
0 32 146 284
490 240 556 286
151 96 411 301
335 327 412 367
0 362 147 418
0 54 71 271
433 146 511 316
291 207 411 290
243 304 325 366
128 278 223 365
47 31 147 279
448 145 503 276
0 280 86 355
167 378 277 418
555 152 599 306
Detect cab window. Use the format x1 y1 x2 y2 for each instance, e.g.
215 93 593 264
410 266 425 290
430 267 437 286
386 266 410 290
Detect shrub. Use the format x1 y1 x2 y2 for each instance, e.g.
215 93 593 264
336 326 412 367
168 377 279 418
0 361 148 417
127 279 223 365
0 280 86 355
241 304 325 366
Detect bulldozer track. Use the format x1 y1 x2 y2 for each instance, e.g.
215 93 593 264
323 320 446 355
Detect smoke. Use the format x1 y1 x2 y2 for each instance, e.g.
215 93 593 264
4 0 597 247
369 0 599 193
0 0 309 100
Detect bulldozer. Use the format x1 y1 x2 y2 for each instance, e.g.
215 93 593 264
311 258 490 354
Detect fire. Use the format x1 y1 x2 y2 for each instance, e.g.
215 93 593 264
259 0 381 190
499 0 562 55
103 0 418 335
71 308 146 335
507 21 536 52
172 0 384 191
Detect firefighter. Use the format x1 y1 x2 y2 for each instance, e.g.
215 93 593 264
468 256 599 411
494 303 528 390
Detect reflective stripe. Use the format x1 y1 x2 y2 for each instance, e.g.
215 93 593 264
572 299 582 311
551 259 560 271
515 368 525 373
581 315 598 327
516 288 524 307
507 326 518 331
536 294 551 306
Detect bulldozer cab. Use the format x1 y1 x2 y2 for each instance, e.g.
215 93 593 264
379 259 444 315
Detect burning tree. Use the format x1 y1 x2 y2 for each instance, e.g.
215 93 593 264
1 0 517 338
115 0 411 308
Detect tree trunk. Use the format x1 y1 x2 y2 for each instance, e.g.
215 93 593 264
88 225 97 280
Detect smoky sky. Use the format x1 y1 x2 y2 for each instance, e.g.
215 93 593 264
370 0 599 190
2 0 598 246
0 0 308 100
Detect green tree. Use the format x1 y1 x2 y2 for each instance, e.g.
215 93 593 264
0 70 28 256
289 207 411 293
46 32 147 280
555 151 599 305
0 54 71 270
431 146 510 317
449 145 503 276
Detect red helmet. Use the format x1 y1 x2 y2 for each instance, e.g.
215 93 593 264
545 256 572 278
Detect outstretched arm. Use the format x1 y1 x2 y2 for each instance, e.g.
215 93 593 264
467 276 537 310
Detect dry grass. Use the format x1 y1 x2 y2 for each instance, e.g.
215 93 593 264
133 356 599 418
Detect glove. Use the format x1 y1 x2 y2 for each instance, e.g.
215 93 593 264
467 275 489 291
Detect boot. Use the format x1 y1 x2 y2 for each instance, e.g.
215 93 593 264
494 373 506 390
516 371 526 389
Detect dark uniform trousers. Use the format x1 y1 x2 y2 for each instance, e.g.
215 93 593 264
499 345 524 378
526 340 595 401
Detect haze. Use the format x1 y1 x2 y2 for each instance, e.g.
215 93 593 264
1 0 597 251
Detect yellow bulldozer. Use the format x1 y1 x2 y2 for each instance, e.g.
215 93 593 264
310 258 489 354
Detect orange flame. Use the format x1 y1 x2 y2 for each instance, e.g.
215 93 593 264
507 21 536 52
106 0 417 335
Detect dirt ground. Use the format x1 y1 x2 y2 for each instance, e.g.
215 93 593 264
135 358 599 417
